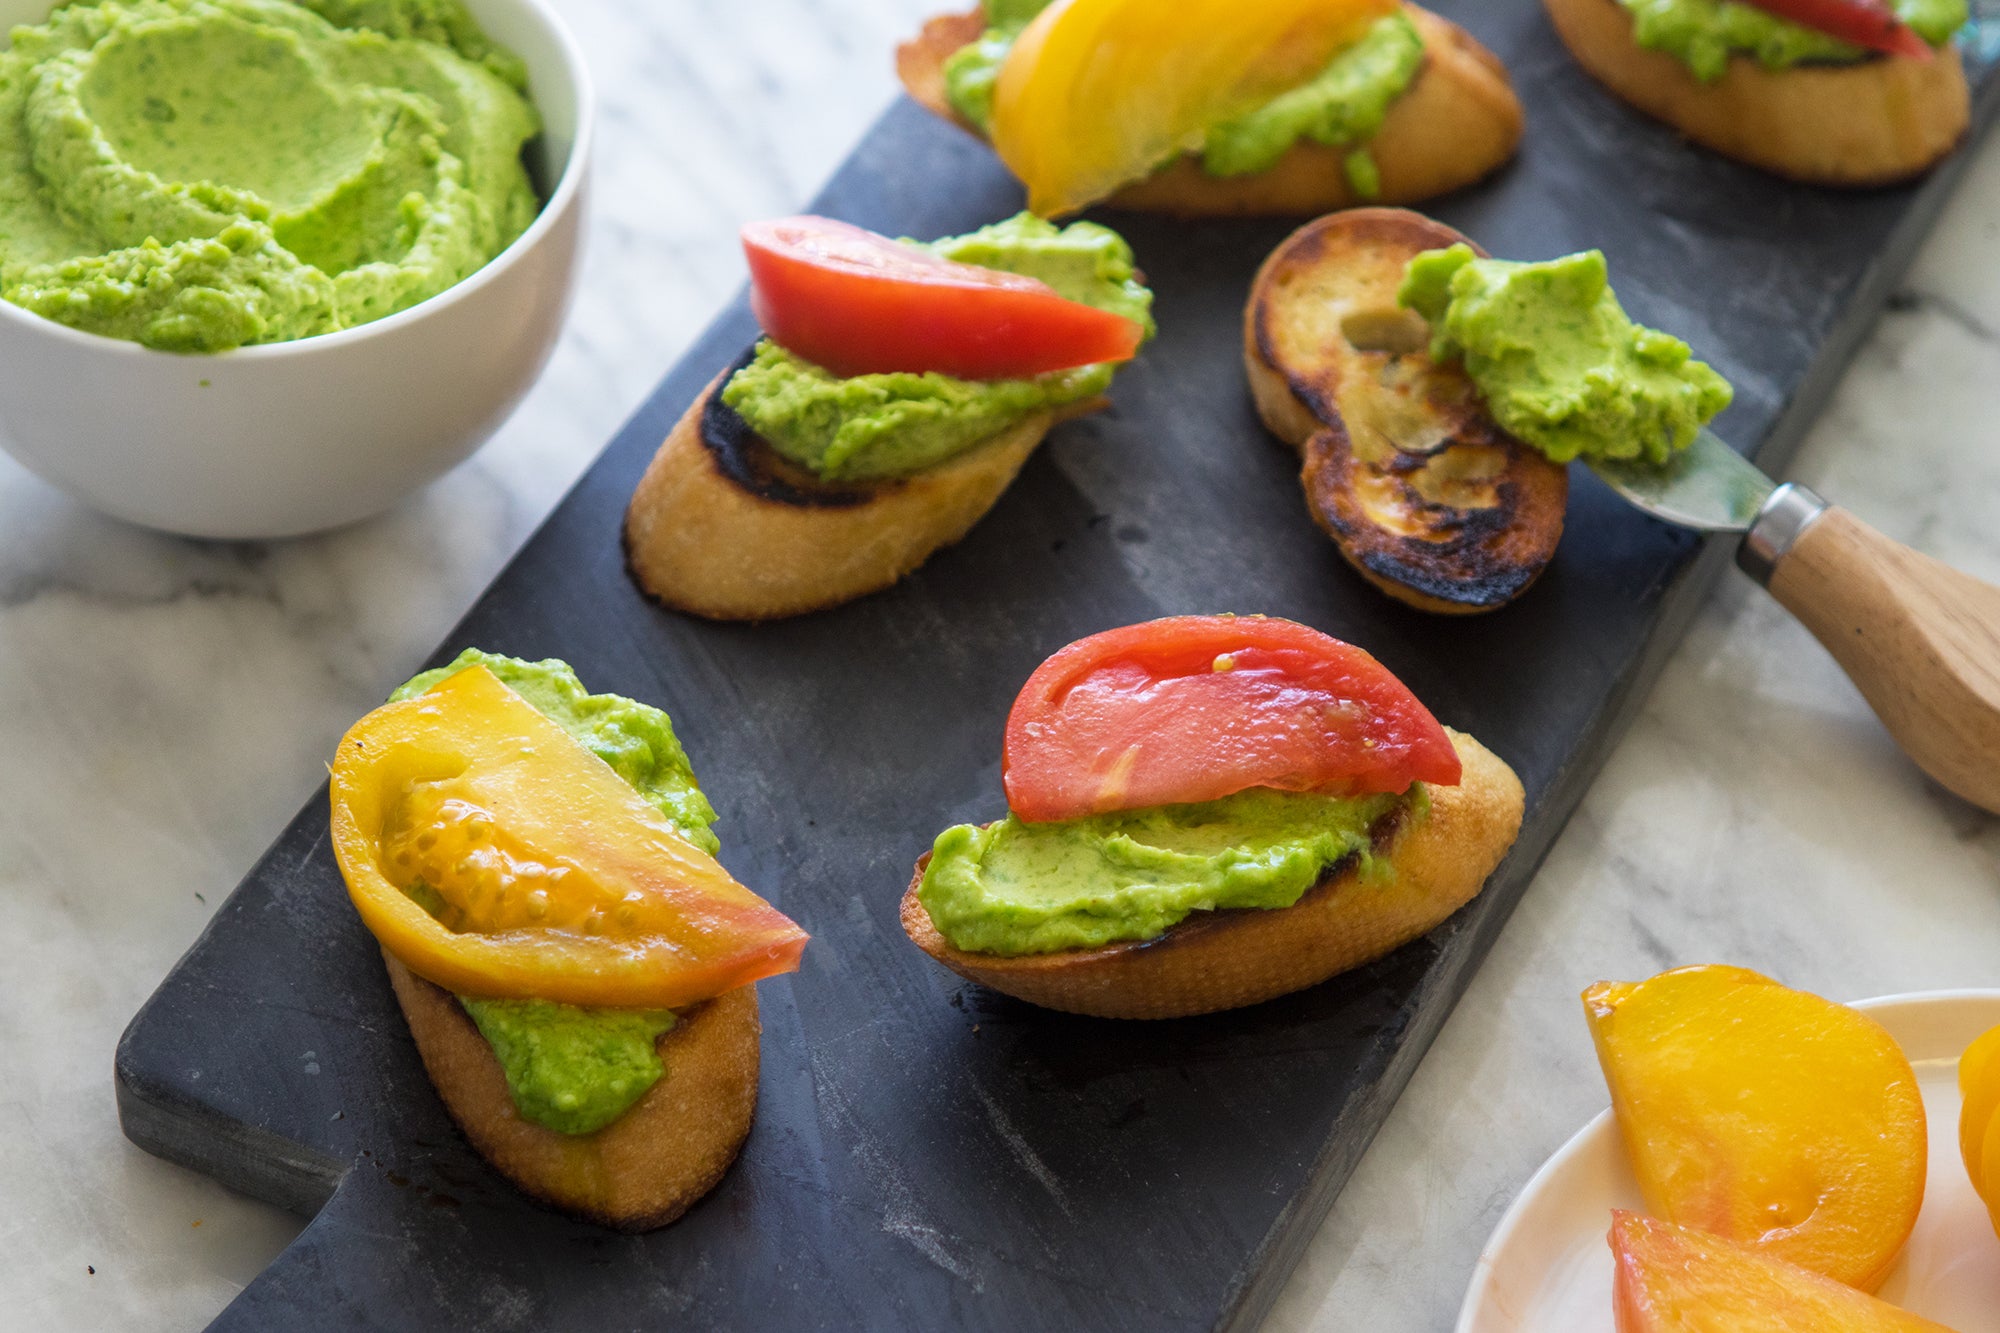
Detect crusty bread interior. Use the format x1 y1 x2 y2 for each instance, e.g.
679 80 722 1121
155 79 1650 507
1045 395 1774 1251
384 953 761 1230
901 728 1524 1019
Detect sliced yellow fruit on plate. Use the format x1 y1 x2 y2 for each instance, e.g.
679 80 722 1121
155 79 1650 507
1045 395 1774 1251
991 0 1398 216
1957 1021 2000 1194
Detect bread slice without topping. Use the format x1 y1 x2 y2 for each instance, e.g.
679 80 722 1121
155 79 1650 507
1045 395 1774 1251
1245 207 1569 615
900 729 1524 1019
1543 0 1969 185
623 368 1101 622
383 953 761 1230
896 4 1523 217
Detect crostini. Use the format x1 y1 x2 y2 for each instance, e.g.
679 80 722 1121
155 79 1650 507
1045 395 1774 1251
625 213 1154 620
1545 0 1969 184
901 615 1524 1019
1246 207 1732 614
897 0 1523 217
329 649 809 1229
1245 208 1570 614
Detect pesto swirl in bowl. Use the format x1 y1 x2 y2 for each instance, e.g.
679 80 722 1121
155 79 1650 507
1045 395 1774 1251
0 0 540 351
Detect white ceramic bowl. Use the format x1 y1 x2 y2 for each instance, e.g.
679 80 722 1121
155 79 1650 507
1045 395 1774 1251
0 0 592 538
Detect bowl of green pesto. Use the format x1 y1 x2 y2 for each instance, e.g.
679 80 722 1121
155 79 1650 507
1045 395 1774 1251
0 0 591 536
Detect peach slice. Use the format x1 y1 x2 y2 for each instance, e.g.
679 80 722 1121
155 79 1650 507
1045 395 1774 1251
1957 1021 2000 1235
1584 965 1926 1291
1610 1211 1955 1332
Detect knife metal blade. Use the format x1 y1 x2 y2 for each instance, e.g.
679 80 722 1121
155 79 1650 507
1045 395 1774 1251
1585 427 1776 533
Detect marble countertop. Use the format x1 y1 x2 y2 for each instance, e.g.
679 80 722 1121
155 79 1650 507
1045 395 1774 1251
5 0 1998 1327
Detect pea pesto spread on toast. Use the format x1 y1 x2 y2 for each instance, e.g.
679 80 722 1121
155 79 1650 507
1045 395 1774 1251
0 0 541 351
919 785 1420 956
1398 243 1733 466
720 212 1155 481
385 650 719 1137
941 0 1425 197
1617 0 1966 82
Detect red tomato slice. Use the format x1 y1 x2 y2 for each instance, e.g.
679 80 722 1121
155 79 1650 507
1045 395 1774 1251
1003 615 1461 823
741 216 1144 380
1741 0 1933 59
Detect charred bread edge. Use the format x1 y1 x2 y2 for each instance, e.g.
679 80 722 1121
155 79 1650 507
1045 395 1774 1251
1245 207 1568 614
622 366 1079 622
700 348 884 510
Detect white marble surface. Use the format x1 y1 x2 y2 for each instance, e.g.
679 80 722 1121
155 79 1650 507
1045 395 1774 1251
1 0 1996 1327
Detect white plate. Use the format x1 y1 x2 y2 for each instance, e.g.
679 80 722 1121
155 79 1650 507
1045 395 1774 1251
1456 989 2000 1332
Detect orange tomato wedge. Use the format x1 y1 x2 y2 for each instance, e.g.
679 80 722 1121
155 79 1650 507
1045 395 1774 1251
1609 1212 1954 1332
1583 965 1926 1292
1959 1021 2000 1234
330 665 807 1009
990 0 1397 216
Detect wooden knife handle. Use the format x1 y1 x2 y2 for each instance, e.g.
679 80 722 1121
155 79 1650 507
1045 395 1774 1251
1765 505 2000 813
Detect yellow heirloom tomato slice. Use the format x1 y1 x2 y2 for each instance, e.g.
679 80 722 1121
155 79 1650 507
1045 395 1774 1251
990 0 1398 216
329 665 807 1009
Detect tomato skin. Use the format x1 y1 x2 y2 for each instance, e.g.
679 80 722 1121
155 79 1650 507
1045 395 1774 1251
1740 0 1934 58
1002 615 1461 823
742 216 1143 380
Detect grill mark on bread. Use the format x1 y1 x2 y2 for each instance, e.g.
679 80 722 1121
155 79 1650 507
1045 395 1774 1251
1246 207 1568 614
700 348 883 510
1304 418 1550 608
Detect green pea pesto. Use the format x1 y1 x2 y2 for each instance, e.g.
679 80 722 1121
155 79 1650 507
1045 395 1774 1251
465 1000 676 1137
0 0 541 351
392 649 720 1136
1201 13 1426 185
1398 244 1733 466
940 1 1424 198
719 212 1154 482
917 786 1417 957
1617 0 1966 84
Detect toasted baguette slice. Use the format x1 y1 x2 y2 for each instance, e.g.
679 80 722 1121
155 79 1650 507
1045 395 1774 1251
1246 207 1568 614
625 365 1095 621
1545 0 1968 185
384 953 760 1230
896 5 1523 217
901 729 1523 1019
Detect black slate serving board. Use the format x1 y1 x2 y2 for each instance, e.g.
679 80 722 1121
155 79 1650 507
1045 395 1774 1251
118 4 2000 1328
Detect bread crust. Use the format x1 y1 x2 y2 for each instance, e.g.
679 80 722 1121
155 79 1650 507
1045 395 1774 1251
1544 0 1969 185
384 953 761 1230
895 4 1523 216
900 728 1524 1019
624 371 1082 621
1244 207 1569 615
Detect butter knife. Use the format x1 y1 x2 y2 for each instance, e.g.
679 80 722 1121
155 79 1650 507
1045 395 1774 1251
1590 430 2000 813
